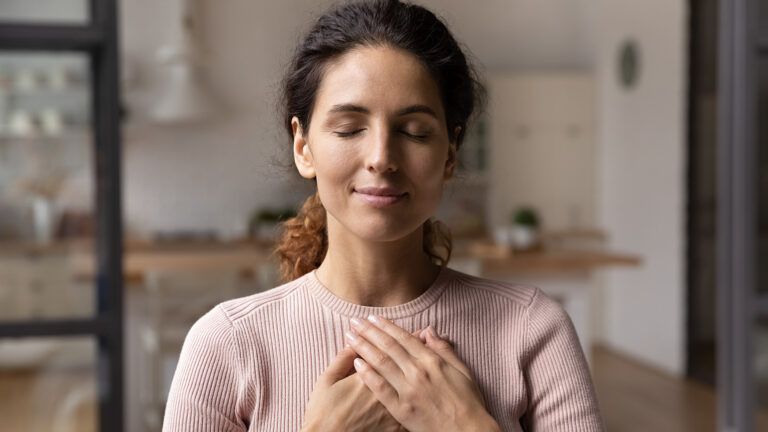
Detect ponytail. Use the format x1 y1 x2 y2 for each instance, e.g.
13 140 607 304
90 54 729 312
273 192 328 284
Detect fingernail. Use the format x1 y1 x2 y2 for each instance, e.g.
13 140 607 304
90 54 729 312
345 330 358 342
367 314 380 324
350 317 363 328
353 358 364 370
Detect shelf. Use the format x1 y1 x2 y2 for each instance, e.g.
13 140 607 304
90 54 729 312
0 124 90 142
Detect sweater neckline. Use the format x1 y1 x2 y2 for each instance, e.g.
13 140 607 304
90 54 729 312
304 264 453 319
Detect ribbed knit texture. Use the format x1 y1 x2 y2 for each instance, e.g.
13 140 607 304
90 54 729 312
162 265 605 431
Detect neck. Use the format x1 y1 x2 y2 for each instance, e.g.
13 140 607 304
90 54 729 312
315 216 441 308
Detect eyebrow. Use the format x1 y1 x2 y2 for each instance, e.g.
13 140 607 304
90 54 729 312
328 103 439 119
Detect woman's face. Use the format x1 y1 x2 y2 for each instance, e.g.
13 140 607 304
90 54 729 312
292 45 457 243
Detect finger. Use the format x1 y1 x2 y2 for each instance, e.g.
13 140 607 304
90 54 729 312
345 327 407 390
350 317 418 374
352 357 401 419
423 326 473 379
418 327 453 348
364 315 434 360
318 346 358 387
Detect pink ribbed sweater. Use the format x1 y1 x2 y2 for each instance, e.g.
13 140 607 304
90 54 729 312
163 265 605 431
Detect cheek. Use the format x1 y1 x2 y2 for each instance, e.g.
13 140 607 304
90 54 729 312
311 144 356 201
410 152 448 191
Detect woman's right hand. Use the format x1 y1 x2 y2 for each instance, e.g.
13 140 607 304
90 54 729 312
300 329 428 432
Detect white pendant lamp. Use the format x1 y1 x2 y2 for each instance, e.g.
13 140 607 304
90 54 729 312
151 0 216 123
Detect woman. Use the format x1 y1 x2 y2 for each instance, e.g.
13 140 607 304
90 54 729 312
163 1 605 431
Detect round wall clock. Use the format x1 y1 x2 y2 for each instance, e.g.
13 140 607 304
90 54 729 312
618 39 640 89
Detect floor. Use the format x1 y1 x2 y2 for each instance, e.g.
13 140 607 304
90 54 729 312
592 345 768 431
0 366 96 432
0 345 766 431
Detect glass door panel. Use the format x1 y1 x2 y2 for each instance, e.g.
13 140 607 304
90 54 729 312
0 51 95 322
0 1 88 25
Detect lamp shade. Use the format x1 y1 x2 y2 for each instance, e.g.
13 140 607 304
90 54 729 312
150 0 216 123
150 55 214 123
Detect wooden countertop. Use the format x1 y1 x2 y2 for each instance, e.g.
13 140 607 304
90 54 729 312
0 236 641 282
452 238 641 273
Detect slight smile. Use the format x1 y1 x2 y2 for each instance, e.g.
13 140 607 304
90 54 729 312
354 190 408 208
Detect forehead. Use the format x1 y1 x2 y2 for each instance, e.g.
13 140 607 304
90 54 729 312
313 45 444 117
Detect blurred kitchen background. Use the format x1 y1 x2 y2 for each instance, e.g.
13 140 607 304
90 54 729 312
0 0 766 431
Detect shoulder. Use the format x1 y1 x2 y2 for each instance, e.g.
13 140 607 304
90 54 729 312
445 266 543 310
445 267 570 336
213 272 309 324
179 275 311 367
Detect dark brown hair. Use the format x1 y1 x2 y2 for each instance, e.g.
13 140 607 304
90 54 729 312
274 0 485 283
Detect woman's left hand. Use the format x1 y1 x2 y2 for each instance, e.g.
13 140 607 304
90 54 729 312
345 315 500 432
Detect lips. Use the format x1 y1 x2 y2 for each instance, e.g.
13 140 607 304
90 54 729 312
354 186 406 197
353 186 408 208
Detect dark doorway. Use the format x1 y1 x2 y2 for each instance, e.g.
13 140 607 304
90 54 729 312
687 0 718 388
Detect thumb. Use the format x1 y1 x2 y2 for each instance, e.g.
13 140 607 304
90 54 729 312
319 347 357 387
421 326 472 379
418 327 453 348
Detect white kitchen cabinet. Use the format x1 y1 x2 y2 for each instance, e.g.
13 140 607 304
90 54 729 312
0 252 92 321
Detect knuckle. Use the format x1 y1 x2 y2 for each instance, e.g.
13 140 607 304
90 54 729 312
380 337 399 351
394 333 410 345
408 366 430 384
371 376 389 392
401 385 420 402
373 351 393 367
424 353 444 369
399 400 417 419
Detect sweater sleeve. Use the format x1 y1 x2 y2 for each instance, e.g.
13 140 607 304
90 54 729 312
519 287 605 432
162 305 248 432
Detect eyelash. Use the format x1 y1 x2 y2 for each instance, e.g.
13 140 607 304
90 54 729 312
333 129 364 138
333 129 429 141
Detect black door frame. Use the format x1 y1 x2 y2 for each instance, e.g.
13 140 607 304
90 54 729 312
0 1 124 430
716 0 763 430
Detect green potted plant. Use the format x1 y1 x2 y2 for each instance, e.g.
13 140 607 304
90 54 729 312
510 206 540 251
248 207 297 241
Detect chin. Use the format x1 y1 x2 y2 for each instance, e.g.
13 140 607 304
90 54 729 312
353 218 429 243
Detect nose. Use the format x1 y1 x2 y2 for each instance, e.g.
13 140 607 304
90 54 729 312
365 127 399 174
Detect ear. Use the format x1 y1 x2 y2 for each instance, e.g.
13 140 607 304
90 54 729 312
443 126 461 180
292 116 316 179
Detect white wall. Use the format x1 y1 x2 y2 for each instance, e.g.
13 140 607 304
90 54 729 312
593 0 687 376
487 73 596 231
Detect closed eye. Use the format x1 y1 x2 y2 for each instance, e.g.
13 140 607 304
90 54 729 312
332 129 430 140
402 131 430 141
333 129 365 138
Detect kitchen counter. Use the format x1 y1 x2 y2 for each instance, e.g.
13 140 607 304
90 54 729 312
0 236 642 365
0 236 641 282
452 238 641 273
